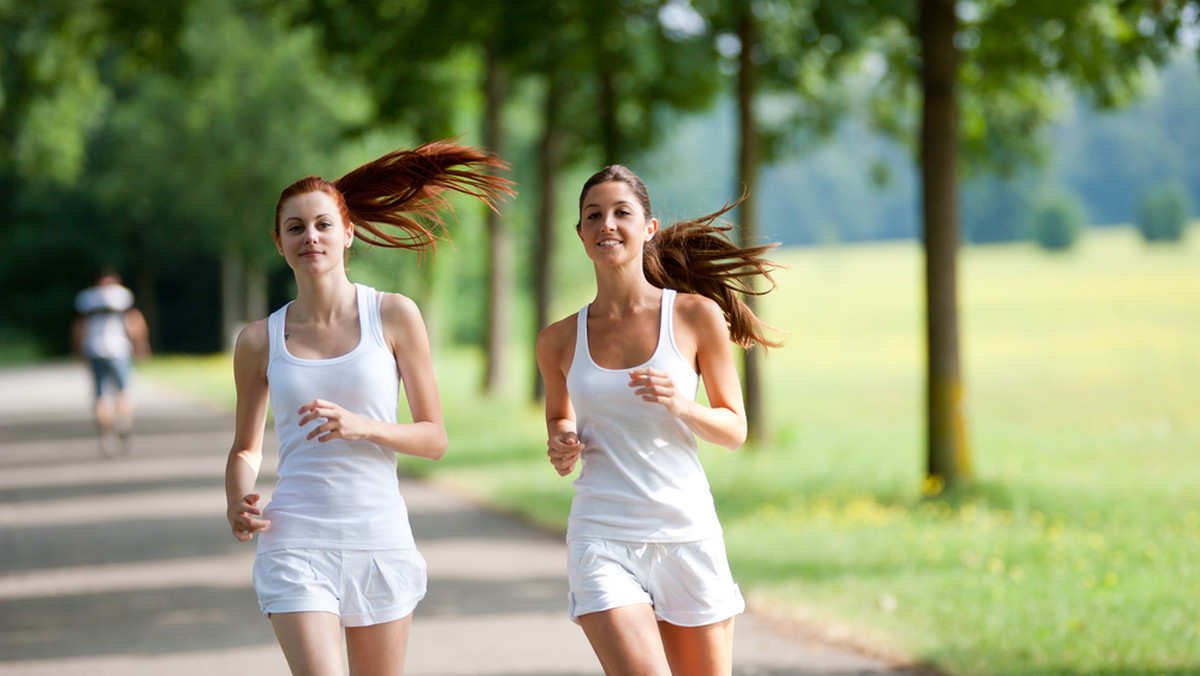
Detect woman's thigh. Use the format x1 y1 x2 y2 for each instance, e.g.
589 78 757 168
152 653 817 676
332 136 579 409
658 617 735 676
578 604 672 676
345 614 413 676
269 611 343 676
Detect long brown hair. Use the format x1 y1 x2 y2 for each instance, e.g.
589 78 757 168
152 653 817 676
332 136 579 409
577 165 784 349
276 139 515 254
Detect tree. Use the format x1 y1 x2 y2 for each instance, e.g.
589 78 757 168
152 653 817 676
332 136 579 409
89 0 374 347
698 0 865 442
0 1 185 187
1137 180 1193 242
919 0 968 487
863 0 1197 489
0 0 186 352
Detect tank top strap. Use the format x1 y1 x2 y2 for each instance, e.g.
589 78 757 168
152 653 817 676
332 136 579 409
575 302 592 359
658 288 677 357
266 302 290 364
355 283 388 350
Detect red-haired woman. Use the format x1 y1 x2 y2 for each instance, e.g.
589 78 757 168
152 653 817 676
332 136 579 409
224 140 512 675
536 165 781 676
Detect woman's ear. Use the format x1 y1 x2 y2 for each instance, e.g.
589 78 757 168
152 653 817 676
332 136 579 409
645 217 659 241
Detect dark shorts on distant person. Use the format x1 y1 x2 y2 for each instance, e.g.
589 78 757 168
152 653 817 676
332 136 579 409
87 356 132 398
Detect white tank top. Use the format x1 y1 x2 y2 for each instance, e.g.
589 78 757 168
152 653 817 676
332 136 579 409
258 284 416 553
75 285 135 359
566 289 723 543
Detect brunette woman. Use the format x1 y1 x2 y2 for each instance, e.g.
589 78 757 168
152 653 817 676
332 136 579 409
536 165 780 675
225 140 512 675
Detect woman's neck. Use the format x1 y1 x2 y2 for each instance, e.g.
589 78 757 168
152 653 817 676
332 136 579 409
591 265 660 318
291 273 357 323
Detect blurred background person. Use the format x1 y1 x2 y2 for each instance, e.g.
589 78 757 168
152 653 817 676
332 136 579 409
72 268 151 456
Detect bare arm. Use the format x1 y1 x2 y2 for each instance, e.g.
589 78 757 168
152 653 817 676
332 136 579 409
296 292 446 460
628 295 747 450
125 308 151 360
71 316 84 359
537 317 584 476
225 320 271 542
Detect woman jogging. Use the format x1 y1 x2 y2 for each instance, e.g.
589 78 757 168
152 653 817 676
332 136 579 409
224 139 513 675
536 165 781 675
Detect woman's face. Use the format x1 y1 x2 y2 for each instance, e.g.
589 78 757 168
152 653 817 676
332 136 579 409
274 190 353 275
577 180 658 266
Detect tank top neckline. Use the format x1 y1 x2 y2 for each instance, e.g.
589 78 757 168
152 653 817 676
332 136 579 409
276 283 371 365
579 288 676 373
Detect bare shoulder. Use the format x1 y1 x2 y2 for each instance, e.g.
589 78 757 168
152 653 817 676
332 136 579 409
234 318 270 355
674 293 728 337
540 314 576 348
376 290 426 338
377 290 422 322
537 313 578 358
233 318 270 375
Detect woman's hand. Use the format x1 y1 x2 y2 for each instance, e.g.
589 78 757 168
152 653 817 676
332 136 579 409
547 431 584 477
298 398 372 443
227 493 270 542
628 367 688 418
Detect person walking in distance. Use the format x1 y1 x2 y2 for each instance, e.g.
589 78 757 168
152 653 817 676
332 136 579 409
72 268 151 457
536 165 782 675
224 139 513 675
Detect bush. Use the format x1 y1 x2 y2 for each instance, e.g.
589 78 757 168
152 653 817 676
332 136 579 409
1136 181 1192 243
1028 189 1086 252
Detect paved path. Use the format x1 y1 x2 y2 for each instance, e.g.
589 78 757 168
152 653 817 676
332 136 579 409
0 363 924 675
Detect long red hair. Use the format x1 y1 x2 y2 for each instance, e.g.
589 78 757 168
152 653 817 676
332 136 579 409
275 139 515 253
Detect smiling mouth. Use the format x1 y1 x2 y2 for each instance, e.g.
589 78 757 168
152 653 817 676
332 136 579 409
597 238 622 248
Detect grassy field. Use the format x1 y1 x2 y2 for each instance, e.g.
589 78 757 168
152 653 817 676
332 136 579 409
141 226 1199 676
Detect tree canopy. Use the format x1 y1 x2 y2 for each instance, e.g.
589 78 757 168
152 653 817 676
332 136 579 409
1 0 1196 360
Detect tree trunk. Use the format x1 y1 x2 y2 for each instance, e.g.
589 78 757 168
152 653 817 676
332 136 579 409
736 6 766 445
599 68 619 166
482 43 511 394
220 248 244 352
413 121 443 349
133 261 159 353
417 254 441 351
532 74 565 402
245 260 268 325
920 0 970 488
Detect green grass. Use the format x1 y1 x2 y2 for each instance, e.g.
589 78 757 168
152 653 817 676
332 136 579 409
142 226 1200 676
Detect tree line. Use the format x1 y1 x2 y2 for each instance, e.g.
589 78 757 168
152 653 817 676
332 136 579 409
642 52 1200 248
2 0 1195 488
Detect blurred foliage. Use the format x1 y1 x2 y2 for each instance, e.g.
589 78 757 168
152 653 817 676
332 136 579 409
0 0 1198 356
1029 188 1087 252
1137 180 1193 243
865 0 1195 176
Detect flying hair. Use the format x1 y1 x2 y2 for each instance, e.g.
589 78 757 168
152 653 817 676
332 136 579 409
276 138 515 256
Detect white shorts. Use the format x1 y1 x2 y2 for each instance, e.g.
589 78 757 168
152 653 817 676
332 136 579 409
253 548 427 627
567 536 745 627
